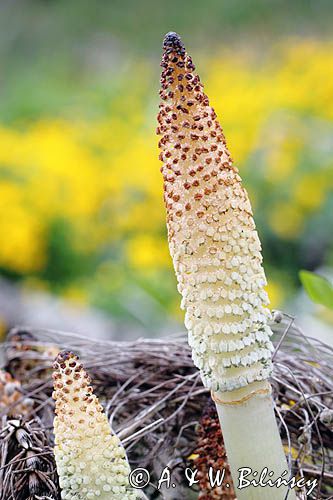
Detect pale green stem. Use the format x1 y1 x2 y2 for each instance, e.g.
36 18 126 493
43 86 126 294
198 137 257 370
214 385 297 500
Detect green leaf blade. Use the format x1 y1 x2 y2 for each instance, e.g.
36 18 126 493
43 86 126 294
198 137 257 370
299 270 333 311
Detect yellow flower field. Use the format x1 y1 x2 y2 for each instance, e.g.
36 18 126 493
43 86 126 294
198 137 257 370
0 39 332 321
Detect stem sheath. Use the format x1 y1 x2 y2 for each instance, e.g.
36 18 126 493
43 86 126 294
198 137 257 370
214 383 296 499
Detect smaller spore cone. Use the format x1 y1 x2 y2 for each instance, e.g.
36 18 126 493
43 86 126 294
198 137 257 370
0 369 34 416
5 327 59 384
53 351 137 500
158 33 274 393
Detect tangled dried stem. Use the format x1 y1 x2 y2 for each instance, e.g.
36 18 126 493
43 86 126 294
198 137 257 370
0 416 60 500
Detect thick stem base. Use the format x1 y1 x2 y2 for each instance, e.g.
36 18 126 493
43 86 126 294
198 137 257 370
214 382 296 500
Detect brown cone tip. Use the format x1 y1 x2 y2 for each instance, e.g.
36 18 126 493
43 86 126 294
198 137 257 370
163 32 185 56
53 350 78 368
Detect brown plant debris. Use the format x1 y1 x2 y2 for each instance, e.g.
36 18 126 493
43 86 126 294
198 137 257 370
0 416 60 500
190 400 236 499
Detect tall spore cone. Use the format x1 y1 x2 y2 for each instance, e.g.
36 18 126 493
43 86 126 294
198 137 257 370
158 32 273 394
158 33 295 499
53 351 137 500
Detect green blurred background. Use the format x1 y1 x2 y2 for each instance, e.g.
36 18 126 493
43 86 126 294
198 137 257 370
0 0 333 337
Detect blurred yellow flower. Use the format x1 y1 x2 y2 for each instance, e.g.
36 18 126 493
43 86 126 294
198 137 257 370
266 281 284 309
126 235 170 270
62 285 89 305
0 316 7 340
269 203 304 239
294 174 328 210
